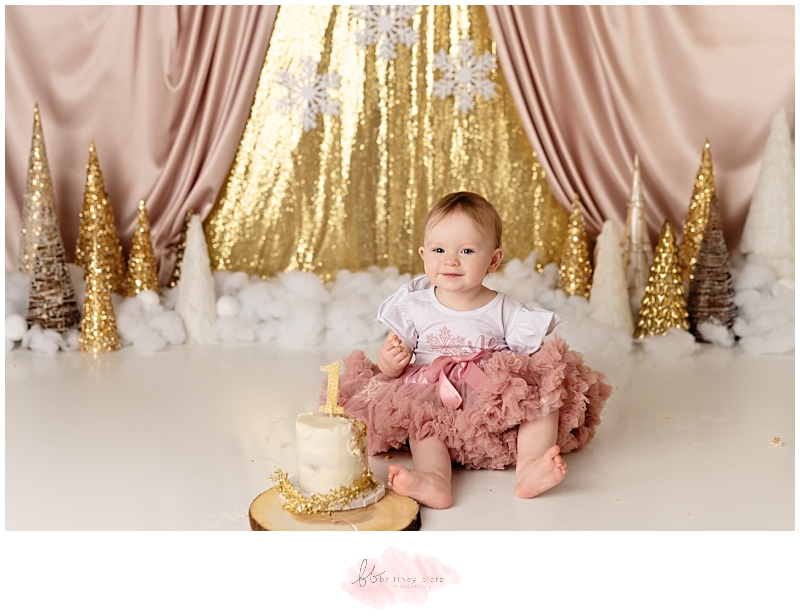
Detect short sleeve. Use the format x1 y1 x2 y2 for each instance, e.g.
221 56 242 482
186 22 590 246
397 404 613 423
505 303 562 354
375 275 428 349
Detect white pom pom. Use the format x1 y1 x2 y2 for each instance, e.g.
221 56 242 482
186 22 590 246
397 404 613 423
217 295 240 318
6 313 28 341
23 324 61 355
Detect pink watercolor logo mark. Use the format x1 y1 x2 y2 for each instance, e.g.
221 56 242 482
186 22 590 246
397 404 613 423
342 546 460 607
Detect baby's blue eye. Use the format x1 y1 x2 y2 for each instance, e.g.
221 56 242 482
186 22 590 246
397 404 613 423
433 248 444 253
461 249 474 254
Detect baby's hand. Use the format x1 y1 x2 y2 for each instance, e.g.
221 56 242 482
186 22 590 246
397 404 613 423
378 333 411 377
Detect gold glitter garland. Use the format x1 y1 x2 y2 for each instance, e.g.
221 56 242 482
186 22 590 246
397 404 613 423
168 210 193 288
269 467 381 515
204 5 567 281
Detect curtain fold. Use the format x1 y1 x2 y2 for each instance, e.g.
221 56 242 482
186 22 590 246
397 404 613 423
5 6 278 284
485 5 794 247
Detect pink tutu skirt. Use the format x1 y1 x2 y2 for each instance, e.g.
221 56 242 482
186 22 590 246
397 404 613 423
322 336 613 470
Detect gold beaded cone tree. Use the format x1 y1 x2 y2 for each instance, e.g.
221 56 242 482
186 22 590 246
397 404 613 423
80 244 122 354
124 200 161 296
686 194 738 342
677 140 715 283
203 5 568 280
26 196 81 332
558 195 593 298
168 210 194 288
75 141 127 295
634 220 690 338
17 104 58 275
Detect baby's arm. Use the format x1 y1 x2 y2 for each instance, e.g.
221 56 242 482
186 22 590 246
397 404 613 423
377 332 412 377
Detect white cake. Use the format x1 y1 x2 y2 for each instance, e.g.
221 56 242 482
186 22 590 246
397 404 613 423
295 412 370 495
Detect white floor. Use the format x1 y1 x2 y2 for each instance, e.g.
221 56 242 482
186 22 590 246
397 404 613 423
4 339 794 531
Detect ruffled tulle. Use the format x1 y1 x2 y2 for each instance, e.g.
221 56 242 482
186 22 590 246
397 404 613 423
322 336 613 470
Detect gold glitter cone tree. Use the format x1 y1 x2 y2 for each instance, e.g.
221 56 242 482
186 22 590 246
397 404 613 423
686 194 738 341
80 244 122 354
677 140 715 283
168 210 193 288
17 104 58 275
75 141 127 295
558 195 593 298
26 195 81 332
204 5 568 280
634 220 690 338
124 200 161 296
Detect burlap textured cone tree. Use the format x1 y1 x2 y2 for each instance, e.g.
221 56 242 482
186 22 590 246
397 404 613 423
124 200 161 296
621 154 653 315
558 195 593 298
634 220 690 338
17 104 58 275
80 245 122 354
26 196 81 332
677 140 715 283
168 210 194 288
75 141 127 295
687 194 738 342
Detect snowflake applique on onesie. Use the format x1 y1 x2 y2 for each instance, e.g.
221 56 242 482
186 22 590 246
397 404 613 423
377 275 562 366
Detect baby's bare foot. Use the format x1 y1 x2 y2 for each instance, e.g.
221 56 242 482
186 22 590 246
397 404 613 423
388 464 453 509
515 444 567 498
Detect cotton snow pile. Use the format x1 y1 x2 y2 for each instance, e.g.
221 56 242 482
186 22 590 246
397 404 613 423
5 250 794 357
209 267 411 348
5 265 186 354
731 258 795 355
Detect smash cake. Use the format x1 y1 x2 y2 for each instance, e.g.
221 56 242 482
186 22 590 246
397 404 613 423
270 363 384 514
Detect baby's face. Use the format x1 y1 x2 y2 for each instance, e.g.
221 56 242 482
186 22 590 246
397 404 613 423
419 213 503 295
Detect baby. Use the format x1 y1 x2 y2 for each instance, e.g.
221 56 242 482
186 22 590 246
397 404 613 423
329 191 612 508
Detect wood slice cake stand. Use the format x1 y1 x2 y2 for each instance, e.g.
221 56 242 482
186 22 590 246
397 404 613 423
249 487 421 531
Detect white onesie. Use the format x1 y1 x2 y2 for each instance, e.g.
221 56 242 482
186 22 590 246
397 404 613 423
377 275 562 365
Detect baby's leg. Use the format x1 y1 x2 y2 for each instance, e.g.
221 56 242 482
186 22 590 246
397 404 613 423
388 436 453 509
515 410 567 498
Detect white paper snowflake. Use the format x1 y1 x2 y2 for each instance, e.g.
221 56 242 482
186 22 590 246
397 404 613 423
426 326 467 356
351 5 419 61
276 57 341 132
432 39 498 114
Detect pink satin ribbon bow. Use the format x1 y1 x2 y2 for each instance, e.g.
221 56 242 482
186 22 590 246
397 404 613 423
421 348 494 409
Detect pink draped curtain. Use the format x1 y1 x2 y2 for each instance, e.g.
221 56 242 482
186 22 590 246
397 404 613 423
5 5 278 284
5 5 794 279
486 5 794 246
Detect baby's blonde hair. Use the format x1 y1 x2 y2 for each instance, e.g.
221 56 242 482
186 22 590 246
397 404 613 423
423 191 504 251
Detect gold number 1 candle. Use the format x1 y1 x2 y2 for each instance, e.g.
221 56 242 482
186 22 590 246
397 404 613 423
320 362 346 416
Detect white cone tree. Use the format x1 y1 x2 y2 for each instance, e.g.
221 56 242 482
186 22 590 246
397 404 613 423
175 215 218 342
590 220 634 335
739 107 794 280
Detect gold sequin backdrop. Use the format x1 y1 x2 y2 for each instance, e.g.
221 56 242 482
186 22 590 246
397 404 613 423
204 5 567 280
